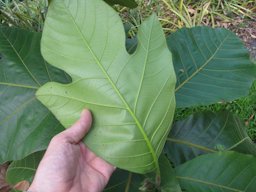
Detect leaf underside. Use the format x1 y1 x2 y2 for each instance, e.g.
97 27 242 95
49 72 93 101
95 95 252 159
36 0 176 174
0 26 68 163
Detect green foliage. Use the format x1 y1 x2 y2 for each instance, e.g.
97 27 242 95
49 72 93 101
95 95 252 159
165 111 256 166
0 26 68 163
36 0 176 174
6 151 44 185
104 0 137 8
167 26 256 108
176 151 256 191
106 155 182 192
125 25 256 108
1 0 256 191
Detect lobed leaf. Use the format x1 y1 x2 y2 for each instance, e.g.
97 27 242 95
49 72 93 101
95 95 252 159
0 26 68 163
36 0 176 174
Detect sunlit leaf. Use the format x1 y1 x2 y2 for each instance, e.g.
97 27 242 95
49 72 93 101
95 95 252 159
36 0 176 174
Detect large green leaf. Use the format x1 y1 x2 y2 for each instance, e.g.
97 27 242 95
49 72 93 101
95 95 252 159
167 27 256 108
0 26 68 163
176 151 256 192
104 0 137 8
6 151 44 185
36 0 176 174
165 111 256 166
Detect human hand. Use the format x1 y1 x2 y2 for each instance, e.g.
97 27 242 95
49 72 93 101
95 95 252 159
28 109 115 192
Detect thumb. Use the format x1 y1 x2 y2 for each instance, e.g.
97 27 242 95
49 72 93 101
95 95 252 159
60 109 92 144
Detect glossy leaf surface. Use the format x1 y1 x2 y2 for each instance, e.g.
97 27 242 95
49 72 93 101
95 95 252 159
6 151 44 185
0 26 67 163
165 111 256 166
167 27 256 108
176 151 256 192
37 0 176 174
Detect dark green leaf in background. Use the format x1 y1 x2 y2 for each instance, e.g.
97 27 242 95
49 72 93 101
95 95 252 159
167 27 256 108
0 26 68 163
37 0 176 174
104 0 137 8
159 155 182 192
176 151 256 192
104 155 182 192
165 111 256 166
104 169 145 192
6 151 44 185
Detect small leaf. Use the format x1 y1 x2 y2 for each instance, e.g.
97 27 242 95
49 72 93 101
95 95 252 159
167 27 256 108
176 151 256 192
104 0 137 8
6 151 44 186
37 0 176 174
159 155 182 192
0 26 68 163
165 111 256 166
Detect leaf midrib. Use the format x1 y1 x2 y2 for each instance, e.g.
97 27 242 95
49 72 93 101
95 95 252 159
7 166 36 172
175 32 230 92
62 2 159 172
0 82 38 89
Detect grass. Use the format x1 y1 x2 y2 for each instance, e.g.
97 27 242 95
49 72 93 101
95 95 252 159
0 0 48 31
119 0 256 36
0 0 255 139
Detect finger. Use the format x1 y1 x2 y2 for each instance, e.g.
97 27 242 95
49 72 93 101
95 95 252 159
60 109 92 144
81 144 115 182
